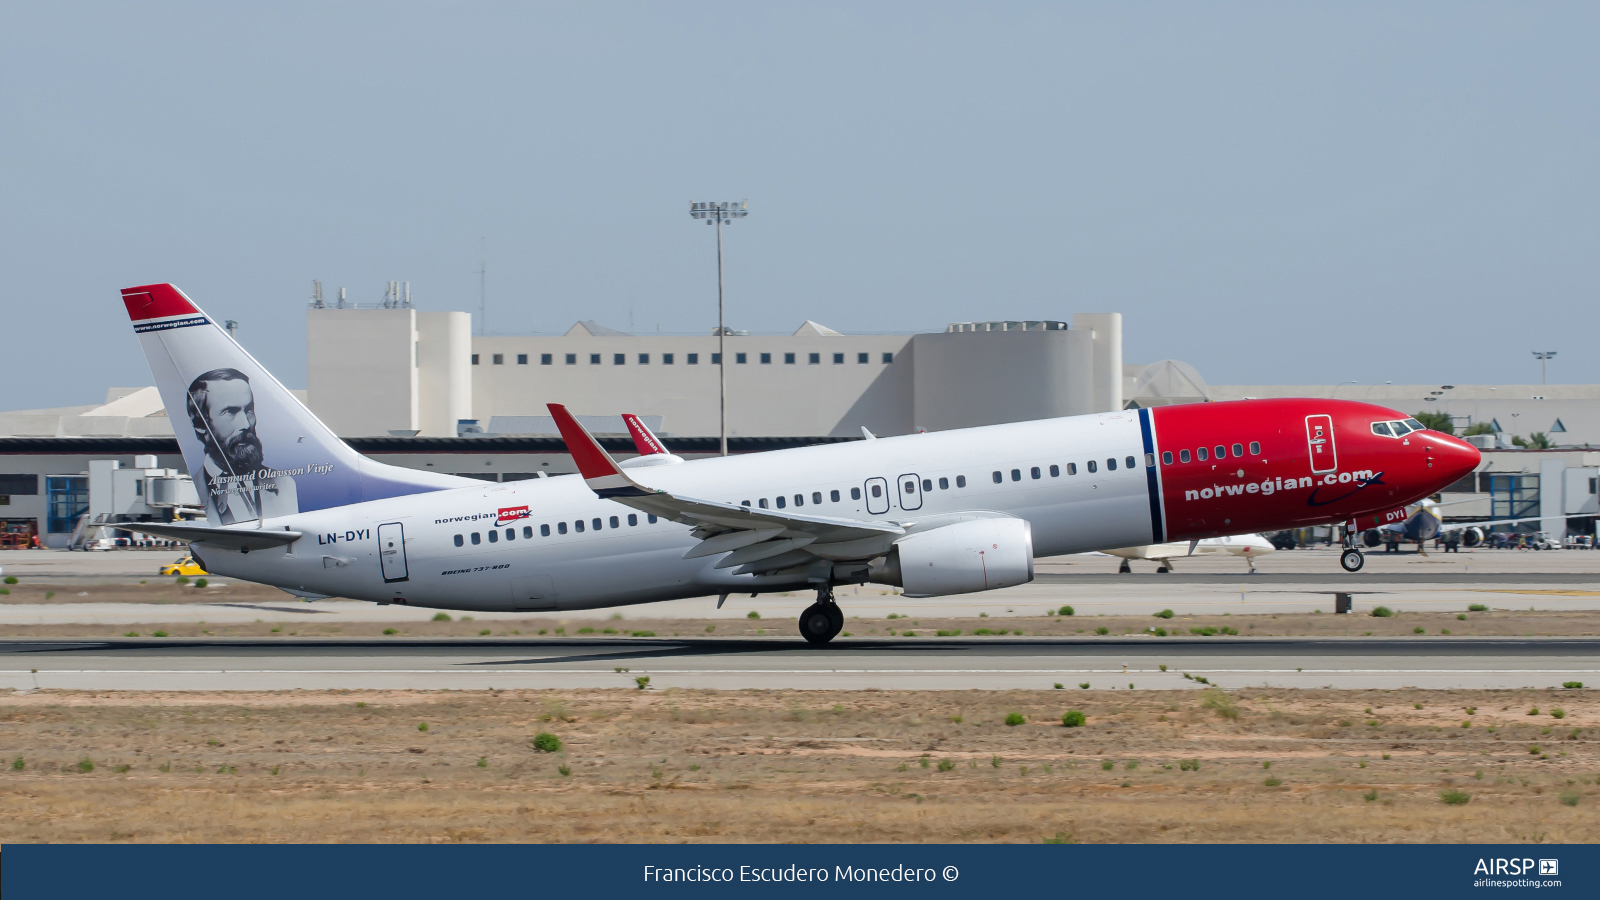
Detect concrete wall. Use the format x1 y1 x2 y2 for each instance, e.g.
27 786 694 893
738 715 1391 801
416 311 472 437
910 329 1095 432
307 309 419 437
1072 313 1123 414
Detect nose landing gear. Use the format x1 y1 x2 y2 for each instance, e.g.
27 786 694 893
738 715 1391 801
798 585 845 646
1340 547 1365 572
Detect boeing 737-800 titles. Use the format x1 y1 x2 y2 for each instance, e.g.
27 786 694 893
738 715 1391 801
119 284 1480 644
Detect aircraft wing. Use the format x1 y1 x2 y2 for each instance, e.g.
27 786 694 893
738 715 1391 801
548 404 902 569
114 521 302 553
1436 513 1600 534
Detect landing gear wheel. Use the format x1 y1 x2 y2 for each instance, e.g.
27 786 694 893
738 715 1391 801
799 603 834 645
825 602 844 638
1118 559 1132 574
1340 548 1365 572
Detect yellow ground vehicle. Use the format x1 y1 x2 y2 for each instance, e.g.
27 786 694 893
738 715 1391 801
159 555 207 576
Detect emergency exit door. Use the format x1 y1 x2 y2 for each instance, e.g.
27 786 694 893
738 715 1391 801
378 522 409 583
1305 415 1338 474
864 477 890 515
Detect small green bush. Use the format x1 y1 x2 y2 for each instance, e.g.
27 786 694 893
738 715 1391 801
1189 626 1217 636
1094 626 1109 635
477 757 488 768
557 764 571 777
1467 603 1488 612
1370 606 1393 618
479 629 491 635
151 630 168 637
1178 759 1200 771
1413 626 1425 634
1159 664 1167 672
1100 759 1114 771
2 575 17 584
1363 789 1378 802
1201 689 1238 720
193 578 208 588
1079 682 1090 690
1264 776 1282 787
432 613 452 621
1005 713 1026 727
1053 683 1063 690
1440 790 1471 806
1062 710 1086 727
532 732 562 752
578 627 595 634
635 675 651 690
175 575 190 585
1153 609 1174 619
11 756 24 770
417 722 428 732
77 757 94 773
382 628 397 635
1219 626 1238 635
1563 682 1584 689
1151 627 1168 636
1559 789 1580 807
1552 708 1566 719
1058 605 1074 616
747 610 760 619
124 632 138 637
632 630 657 637
936 629 961 637
937 758 955 772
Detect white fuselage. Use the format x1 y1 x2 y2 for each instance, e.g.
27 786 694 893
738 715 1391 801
207 411 1157 612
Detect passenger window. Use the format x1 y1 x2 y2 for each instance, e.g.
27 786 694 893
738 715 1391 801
574 520 584 533
775 496 786 509
592 518 601 531
1197 447 1208 461
1127 456 1137 468
454 534 463 547
830 490 840 502
1145 453 1155 467
505 528 514 540
609 516 619 529
903 481 915 494
1231 444 1243 458
628 514 637 526
647 514 658 523
741 500 751 506
471 532 482 544
1066 463 1076 475
992 471 1002 484
1214 445 1225 460
922 479 932 492
812 492 822 504
523 526 533 539
1106 458 1117 471
1087 460 1097 473
1249 441 1260 454
1049 465 1059 477
759 498 769 508
1030 467 1041 479
938 477 949 489
541 524 551 536
1162 451 1173 465
1010 469 1021 481
955 475 966 488
871 484 882 498
557 522 567 534
794 494 804 506
850 487 861 500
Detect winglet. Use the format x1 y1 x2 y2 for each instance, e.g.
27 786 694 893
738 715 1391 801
547 404 654 498
622 413 668 456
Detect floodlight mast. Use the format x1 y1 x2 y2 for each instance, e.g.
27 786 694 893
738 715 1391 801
689 201 749 456
1533 351 1556 386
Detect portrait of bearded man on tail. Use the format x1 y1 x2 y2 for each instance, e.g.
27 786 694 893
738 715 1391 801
185 367 299 525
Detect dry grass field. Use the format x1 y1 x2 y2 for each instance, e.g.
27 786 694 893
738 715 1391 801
1 686 1595 843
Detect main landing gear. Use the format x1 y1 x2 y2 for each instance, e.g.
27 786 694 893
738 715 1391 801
798 585 845 646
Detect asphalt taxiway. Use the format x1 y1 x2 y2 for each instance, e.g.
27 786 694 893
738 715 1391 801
3 636 1595 692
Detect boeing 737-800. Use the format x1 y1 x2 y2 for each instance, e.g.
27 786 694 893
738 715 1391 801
118 283 1480 644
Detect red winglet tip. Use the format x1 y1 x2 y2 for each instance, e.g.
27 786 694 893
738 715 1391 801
546 404 622 479
121 283 200 322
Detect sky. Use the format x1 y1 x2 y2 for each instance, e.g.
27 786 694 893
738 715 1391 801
2 2 1596 409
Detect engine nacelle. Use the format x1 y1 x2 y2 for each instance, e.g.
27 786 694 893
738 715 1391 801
869 518 1034 597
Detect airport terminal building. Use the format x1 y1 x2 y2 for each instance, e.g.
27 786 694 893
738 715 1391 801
3 301 1598 546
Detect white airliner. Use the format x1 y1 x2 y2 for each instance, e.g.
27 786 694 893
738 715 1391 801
1103 533 1276 573
117 283 1479 644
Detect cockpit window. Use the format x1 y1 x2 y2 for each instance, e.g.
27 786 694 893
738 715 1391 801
1388 420 1411 436
1371 422 1393 437
1403 418 1426 432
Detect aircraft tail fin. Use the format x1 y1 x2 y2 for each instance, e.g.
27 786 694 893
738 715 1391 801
122 283 470 525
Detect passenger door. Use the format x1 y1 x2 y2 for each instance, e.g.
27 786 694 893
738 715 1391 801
1305 415 1338 473
864 476 890 515
377 522 409 583
897 473 922 511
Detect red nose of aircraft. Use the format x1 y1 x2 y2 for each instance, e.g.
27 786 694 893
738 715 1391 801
1429 431 1481 490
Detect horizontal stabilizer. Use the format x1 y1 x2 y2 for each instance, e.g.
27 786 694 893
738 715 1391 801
116 521 301 553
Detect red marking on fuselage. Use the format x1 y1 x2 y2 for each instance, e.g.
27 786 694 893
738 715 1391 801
1151 399 1478 541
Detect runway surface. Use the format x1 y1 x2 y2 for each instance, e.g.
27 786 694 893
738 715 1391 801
3 636 1595 692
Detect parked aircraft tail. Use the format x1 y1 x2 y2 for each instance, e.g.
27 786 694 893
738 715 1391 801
121 283 471 525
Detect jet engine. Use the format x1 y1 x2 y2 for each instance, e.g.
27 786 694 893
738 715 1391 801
1461 526 1484 548
867 517 1033 597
